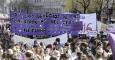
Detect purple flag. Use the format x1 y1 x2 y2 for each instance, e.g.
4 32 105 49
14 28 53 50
109 33 115 59
19 52 25 60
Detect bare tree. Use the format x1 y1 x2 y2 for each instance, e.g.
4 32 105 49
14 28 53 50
93 0 114 21
93 0 105 21
105 0 114 24
72 0 91 13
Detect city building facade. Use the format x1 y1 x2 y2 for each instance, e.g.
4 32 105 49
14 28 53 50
10 0 73 13
0 0 9 28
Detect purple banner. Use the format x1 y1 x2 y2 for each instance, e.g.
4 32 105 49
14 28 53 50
108 33 115 59
10 11 83 36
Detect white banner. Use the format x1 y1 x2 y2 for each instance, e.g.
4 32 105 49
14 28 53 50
78 13 97 33
12 33 68 46
87 31 97 37
108 24 115 32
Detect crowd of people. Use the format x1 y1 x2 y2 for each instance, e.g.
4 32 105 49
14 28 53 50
0 36 113 60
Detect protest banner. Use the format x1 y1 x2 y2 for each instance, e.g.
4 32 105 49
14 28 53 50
10 11 96 37
12 33 68 45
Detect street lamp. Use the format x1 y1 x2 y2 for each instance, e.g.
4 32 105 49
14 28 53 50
108 8 113 24
100 31 103 41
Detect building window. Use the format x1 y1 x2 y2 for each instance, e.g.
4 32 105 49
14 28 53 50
35 0 42 3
